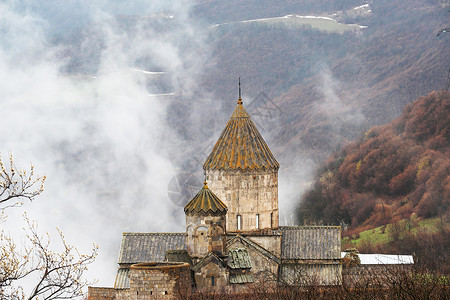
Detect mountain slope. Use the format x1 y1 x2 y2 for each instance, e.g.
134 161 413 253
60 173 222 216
296 90 449 231
199 0 450 167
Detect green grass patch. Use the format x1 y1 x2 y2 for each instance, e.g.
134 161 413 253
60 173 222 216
342 217 443 249
413 273 450 285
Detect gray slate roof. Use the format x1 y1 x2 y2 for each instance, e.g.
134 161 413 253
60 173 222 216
118 233 186 264
228 248 252 269
229 273 254 284
280 226 341 260
114 268 130 289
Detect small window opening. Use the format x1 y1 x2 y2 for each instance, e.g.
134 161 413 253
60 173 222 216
211 276 215 286
150 291 152 295
237 215 241 230
270 212 273 228
164 291 168 295
256 214 260 229
201 232 204 235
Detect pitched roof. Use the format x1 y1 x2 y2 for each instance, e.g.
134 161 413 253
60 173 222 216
184 182 227 214
280 226 341 260
228 248 252 269
114 268 130 289
229 273 254 284
203 100 279 171
192 252 227 272
118 233 186 264
227 234 281 264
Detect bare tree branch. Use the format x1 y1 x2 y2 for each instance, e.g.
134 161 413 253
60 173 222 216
0 153 96 300
0 215 98 300
0 153 46 211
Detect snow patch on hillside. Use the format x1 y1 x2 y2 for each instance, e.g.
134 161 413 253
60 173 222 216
354 3 372 13
214 14 368 29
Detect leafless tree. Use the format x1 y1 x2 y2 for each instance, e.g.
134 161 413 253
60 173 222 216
0 153 45 212
0 153 97 299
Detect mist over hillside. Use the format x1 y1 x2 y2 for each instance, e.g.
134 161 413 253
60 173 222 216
293 90 449 273
1 0 449 287
297 90 449 229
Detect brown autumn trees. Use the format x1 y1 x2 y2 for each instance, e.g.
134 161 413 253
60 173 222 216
296 91 449 272
297 90 449 232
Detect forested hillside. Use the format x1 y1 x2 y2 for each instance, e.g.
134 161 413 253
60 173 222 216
297 90 449 231
198 0 450 165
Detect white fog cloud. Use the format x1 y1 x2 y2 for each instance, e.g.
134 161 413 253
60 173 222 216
0 0 210 288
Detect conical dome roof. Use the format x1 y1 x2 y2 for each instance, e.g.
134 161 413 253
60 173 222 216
184 182 227 214
203 100 279 171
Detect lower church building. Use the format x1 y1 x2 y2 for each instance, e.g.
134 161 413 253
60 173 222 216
88 87 342 299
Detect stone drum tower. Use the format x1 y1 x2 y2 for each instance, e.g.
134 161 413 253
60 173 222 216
203 82 280 232
184 182 228 261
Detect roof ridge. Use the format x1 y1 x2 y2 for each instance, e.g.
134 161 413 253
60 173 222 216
192 252 226 271
227 235 280 264
279 225 341 230
122 232 185 236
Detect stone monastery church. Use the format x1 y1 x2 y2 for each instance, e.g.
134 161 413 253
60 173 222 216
89 85 342 299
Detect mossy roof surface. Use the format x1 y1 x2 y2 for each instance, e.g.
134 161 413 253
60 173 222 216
203 102 279 170
184 182 227 214
228 248 252 269
229 273 254 284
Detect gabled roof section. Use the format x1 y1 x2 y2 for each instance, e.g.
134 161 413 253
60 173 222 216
280 226 341 260
184 182 227 214
203 100 279 171
227 234 281 264
118 233 186 264
228 248 252 269
192 252 226 272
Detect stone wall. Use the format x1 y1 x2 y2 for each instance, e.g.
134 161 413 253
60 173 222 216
206 169 278 232
88 287 117 300
129 262 191 299
194 260 229 292
88 263 191 299
229 238 279 279
246 233 282 258
88 287 129 299
280 263 342 286
186 213 226 258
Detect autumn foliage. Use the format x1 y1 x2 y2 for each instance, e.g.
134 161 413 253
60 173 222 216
297 90 449 232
